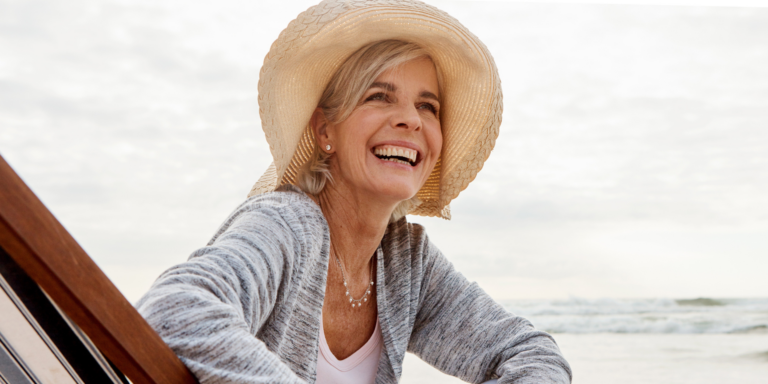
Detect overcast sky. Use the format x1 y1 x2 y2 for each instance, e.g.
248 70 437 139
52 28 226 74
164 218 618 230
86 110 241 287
1 0 767 303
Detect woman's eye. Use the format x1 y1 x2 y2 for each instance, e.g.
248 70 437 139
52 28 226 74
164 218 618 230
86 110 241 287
365 92 387 102
418 102 438 114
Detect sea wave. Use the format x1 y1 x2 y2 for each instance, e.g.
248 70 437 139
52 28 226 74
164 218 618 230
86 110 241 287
502 297 768 334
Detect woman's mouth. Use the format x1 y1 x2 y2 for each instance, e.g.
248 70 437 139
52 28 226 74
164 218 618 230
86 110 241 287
372 145 419 166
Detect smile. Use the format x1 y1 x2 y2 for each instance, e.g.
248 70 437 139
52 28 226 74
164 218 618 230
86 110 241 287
373 145 419 166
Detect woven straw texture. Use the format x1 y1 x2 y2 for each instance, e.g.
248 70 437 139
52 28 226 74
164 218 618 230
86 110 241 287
248 0 503 219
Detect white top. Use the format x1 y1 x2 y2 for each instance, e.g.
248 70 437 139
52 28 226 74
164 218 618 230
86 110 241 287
316 317 382 384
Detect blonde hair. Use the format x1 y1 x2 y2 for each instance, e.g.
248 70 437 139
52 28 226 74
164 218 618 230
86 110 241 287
296 40 437 221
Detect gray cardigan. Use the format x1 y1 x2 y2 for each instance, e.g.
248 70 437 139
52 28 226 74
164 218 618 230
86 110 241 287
136 185 572 384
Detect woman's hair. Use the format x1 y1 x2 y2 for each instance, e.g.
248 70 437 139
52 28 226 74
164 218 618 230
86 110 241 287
296 40 437 221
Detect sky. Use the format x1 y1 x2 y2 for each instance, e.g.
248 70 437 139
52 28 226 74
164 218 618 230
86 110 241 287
1 0 766 303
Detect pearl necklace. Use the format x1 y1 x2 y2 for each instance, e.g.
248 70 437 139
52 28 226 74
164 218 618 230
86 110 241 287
332 248 374 308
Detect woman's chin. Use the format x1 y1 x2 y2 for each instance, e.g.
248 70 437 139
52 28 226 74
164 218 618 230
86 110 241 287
368 182 419 204
348 159 427 205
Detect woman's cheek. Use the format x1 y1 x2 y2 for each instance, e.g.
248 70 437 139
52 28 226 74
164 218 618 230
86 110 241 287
430 125 443 164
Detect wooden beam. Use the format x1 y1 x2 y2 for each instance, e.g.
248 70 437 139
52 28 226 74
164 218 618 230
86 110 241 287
0 154 197 384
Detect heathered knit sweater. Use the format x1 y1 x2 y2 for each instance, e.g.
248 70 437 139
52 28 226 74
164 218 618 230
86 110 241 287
136 185 572 384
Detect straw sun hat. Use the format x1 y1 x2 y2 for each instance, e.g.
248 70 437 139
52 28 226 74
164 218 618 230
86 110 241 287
248 0 502 219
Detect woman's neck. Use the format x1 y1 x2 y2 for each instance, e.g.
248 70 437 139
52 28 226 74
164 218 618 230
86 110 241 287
315 182 395 276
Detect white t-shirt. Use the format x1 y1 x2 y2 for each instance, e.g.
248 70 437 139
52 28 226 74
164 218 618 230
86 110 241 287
316 318 382 384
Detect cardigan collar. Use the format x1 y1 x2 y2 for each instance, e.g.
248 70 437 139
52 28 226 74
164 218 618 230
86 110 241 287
277 184 409 383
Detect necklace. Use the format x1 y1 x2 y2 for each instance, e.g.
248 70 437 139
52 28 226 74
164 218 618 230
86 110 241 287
332 246 375 308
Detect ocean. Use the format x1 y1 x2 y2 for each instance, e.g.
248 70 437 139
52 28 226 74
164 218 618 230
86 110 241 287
401 297 768 383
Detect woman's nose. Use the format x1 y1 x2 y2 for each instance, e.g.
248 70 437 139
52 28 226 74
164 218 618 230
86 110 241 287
392 102 422 131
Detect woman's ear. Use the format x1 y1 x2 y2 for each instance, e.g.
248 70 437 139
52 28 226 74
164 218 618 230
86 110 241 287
310 108 333 153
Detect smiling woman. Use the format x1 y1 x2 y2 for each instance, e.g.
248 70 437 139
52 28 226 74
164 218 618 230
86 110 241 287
135 0 571 383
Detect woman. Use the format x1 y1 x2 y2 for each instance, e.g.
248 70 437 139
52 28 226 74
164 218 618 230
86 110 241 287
137 1 572 383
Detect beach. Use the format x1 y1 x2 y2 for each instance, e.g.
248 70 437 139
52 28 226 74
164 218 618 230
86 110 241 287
401 298 768 383
403 334 768 384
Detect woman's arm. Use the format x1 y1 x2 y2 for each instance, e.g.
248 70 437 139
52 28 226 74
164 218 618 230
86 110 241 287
136 201 308 384
407 236 572 384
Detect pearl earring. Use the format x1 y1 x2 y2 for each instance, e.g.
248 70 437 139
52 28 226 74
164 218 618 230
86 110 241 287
325 144 331 151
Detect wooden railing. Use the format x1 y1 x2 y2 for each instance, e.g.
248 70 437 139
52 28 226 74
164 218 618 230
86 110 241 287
0 154 198 384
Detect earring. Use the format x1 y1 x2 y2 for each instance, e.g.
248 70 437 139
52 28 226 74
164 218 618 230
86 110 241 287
325 144 331 151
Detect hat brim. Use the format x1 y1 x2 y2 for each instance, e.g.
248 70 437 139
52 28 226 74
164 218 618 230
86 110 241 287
251 0 502 219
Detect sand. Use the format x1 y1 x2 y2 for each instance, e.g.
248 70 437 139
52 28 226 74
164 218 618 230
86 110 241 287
401 333 768 384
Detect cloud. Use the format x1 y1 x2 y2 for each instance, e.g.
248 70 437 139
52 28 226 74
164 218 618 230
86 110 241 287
1 0 767 301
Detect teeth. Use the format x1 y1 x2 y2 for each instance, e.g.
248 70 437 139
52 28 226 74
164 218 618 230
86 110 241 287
382 158 410 165
373 146 417 163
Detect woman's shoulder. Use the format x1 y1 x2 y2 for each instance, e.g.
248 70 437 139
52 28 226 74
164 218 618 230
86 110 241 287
381 216 434 261
207 184 326 246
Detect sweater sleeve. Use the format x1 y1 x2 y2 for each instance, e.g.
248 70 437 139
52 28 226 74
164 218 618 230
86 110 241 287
135 200 308 384
406 235 572 384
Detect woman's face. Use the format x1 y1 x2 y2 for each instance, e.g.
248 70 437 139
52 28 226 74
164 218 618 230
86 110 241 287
325 58 442 205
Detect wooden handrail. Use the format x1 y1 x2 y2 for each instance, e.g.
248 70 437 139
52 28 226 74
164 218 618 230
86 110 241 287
0 154 198 384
